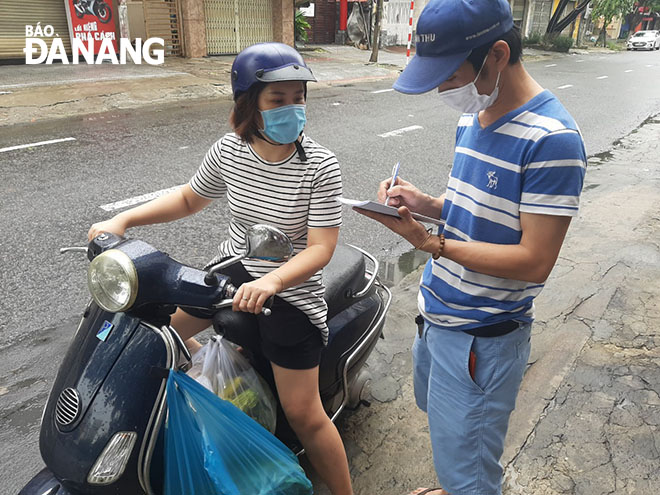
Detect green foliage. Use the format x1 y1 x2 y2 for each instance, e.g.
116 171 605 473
295 10 311 42
592 0 635 28
522 31 574 52
523 31 543 46
607 40 625 50
548 35 574 52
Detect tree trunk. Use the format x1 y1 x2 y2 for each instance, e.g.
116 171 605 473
601 17 611 47
369 0 384 63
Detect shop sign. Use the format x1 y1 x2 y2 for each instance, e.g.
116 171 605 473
23 0 165 65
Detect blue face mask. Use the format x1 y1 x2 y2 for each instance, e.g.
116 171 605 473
260 104 307 144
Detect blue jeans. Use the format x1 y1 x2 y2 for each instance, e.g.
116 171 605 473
413 320 532 495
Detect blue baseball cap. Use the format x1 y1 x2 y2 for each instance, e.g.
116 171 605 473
393 0 514 94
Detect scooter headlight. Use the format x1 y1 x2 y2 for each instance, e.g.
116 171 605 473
87 249 138 312
87 431 137 485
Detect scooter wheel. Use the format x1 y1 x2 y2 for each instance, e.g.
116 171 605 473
95 3 112 23
347 368 372 409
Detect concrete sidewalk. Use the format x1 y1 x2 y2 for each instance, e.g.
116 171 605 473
0 44 562 128
0 45 403 127
306 114 660 494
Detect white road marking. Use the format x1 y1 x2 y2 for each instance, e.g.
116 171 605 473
179 146 189 150
625 69 634 73
0 90 12 95
332 102 341 106
378 125 423 138
0 137 76 153
545 63 557 67
575 59 585 63
646 64 653 68
100 185 184 211
557 84 573 89
372 88 394 94
596 75 609 80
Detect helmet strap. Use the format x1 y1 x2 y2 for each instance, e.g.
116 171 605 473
294 138 307 162
255 130 307 162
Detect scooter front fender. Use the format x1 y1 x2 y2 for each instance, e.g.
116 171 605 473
38 304 173 494
19 467 77 495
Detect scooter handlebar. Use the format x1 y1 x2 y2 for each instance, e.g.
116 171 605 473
212 292 273 316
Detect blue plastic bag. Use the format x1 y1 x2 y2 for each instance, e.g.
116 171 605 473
164 370 313 495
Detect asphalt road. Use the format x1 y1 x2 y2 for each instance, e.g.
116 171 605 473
1 48 659 492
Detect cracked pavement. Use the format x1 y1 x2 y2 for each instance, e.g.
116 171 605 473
2 46 659 494
308 116 660 494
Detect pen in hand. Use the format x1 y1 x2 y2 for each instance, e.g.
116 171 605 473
385 161 400 206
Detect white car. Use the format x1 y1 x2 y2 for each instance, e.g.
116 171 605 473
627 30 660 51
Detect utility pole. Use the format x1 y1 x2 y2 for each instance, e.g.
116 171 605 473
369 0 384 63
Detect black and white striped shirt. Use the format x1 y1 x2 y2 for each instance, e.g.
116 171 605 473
189 133 343 344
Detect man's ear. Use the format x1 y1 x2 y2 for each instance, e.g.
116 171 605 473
491 40 511 72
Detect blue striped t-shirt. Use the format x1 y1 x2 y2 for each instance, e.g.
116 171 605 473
419 90 586 329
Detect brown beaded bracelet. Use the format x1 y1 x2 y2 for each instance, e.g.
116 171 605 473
431 233 446 260
416 232 445 259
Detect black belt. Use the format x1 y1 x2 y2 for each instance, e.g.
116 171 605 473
415 315 520 338
463 320 520 338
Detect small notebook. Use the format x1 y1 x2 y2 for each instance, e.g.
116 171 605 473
337 197 444 226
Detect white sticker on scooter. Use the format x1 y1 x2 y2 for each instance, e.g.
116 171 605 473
97 321 114 342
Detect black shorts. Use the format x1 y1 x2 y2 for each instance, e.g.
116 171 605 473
182 259 323 370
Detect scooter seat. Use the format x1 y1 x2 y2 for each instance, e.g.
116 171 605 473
323 245 366 319
213 245 367 340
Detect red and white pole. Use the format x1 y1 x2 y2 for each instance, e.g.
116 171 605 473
406 0 415 65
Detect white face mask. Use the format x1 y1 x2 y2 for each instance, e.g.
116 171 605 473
438 54 501 113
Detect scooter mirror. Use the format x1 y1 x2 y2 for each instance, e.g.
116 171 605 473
244 224 293 262
204 224 294 286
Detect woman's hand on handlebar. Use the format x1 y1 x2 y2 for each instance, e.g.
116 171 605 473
232 277 279 314
88 216 128 241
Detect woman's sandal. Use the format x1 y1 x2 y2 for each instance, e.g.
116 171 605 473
407 488 444 495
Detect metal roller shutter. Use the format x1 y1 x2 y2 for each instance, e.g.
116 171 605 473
0 0 72 59
204 0 273 55
143 0 183 57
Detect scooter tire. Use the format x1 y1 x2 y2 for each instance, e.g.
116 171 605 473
95 3 112 23
346 368 372 409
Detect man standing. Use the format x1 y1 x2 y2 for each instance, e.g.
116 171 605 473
356 1 586 494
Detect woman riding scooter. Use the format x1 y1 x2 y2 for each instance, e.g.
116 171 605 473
88 42 353 495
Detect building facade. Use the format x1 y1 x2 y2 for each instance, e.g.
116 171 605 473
131 0 295 57
0 0 294 60
303 0 338 44
362 0 580 47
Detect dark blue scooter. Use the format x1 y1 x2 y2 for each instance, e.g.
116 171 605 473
19 224 391 495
